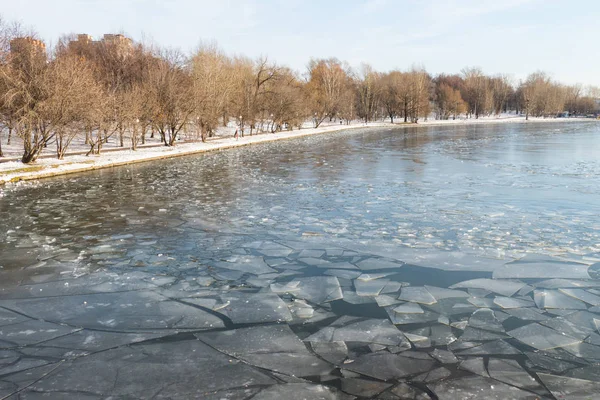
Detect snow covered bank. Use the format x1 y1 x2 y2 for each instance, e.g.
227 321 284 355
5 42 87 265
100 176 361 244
0 116 595 185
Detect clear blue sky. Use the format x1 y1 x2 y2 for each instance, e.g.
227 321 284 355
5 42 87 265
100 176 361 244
2 0 599 86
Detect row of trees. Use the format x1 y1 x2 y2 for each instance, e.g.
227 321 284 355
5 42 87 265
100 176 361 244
0 16 598 163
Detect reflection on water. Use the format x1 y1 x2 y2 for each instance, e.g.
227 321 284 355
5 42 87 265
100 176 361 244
1 121 600 399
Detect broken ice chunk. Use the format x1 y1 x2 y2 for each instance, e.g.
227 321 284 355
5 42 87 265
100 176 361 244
398 286 436 305
458 340 521 356
533 289 588 310
270 276 342 304
450 278 528 297
429 375 542 400
507 323 582 350
468 308 505 333
305 317 408 346
537 373 600 400
429 349 458 364
343 353 435 381
393 302 424 314
354 279 389 296
493 261 591 280
493 296 535 309
559 288 600 306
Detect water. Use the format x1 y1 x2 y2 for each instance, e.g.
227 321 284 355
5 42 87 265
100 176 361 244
1 121 600 399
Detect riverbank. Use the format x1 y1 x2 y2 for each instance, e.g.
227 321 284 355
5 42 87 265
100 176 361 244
0 116 595 185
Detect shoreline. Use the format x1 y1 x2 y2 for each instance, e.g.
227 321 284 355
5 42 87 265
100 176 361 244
0 117 595 186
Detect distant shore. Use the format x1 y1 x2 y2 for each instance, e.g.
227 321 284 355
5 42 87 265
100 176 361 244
0 116 595 186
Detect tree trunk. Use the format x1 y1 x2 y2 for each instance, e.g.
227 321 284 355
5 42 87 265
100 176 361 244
7 126 12 145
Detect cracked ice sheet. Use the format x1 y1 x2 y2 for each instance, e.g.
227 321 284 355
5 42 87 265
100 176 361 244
305 317 408 346
428 375 541 400
189 292 293 324
507 323 582 350
533 289 588 310
343 352 435 381
450 279 529 297
0 320 80 348
538 373 600 400
252 383 354 400
270 276 342 304
493 260 591 279
212 255 277 275
398 286 436 304
26 339 276 399
195 324 333 377
0 291 225 331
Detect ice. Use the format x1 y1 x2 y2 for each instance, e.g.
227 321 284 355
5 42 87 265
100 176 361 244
343 353 435 381
354 278 389 296
0 291 226 330
0 320 80 348
386 307 440 325
460 327 508 341
375 294 402 307
564 365 600 381
413 367 451 383
458 357 488 377
324 269 362 280
305 317 408 346
309 341 348 365
493 260 591 279
213 255 277 275
39 330 165 352
429 324 457 345
467 308 505 332
405 333 431 348
390 383 430 399
467 297 496 308
392 302 424 314
535 278 600 289
270 276 342 304
429 375 543 399
541 316 595 339
450 279 528 297
507 323 582 350
424 285 469 300
559 288 600 306
398 286 436 304
0 308 29 326
538 373 600 400
28 339 276 398
429 348 458 364
493 296 535 309
252 383 352 400
560 342 600 361
460 340 520 356
211 292 293 324
196 325 333 377
533 289 588 309
357 272 394 281
355 257 405 271
487 359 548 395
340 378 392 397
524 352 578 373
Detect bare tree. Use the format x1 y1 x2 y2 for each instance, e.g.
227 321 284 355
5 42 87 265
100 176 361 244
147 49 194 146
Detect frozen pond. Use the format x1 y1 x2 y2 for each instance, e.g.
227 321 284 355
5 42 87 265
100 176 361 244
1 121 600 399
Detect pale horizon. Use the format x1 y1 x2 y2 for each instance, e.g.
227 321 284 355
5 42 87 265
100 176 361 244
2 0 599 87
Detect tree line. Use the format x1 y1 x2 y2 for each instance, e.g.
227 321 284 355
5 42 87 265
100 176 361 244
0 16 598 163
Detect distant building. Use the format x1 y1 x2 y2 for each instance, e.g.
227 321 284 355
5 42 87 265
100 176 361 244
9 37 47 67
9 37 46 56
68 33 133 57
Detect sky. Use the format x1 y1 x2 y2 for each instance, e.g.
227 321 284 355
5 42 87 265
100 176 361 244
1 0 599 86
